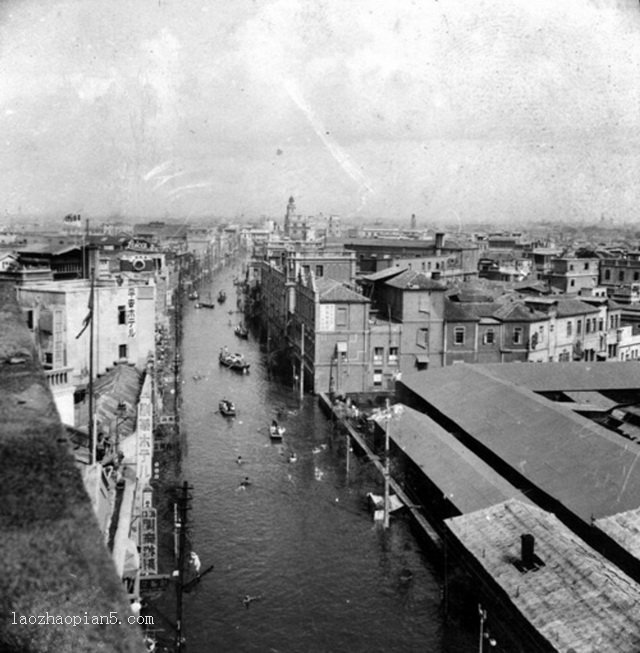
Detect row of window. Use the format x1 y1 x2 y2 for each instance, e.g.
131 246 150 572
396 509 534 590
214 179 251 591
451 317 618 347
603 269 640 282
372 346 398 364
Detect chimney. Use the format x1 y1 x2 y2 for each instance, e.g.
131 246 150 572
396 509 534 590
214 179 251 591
435 232 445 253
521 533 535 570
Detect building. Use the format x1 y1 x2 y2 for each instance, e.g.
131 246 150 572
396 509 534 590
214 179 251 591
17 278 156 425
397 362 640 585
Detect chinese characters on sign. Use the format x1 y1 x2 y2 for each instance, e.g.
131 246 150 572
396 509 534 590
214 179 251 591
136 396 153 483
127 287 136 338
140 507 158 575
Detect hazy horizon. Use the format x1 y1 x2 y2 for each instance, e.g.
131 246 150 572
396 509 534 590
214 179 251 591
3 1 640 224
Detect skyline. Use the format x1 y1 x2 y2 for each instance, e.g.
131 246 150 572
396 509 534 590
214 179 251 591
2 0 640 223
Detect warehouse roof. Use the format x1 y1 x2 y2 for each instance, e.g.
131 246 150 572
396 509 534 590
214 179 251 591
447 500 640 653
399 364 640 521
383 405 532 514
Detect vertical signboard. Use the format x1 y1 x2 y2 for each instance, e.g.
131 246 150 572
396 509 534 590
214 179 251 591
127 287 136 338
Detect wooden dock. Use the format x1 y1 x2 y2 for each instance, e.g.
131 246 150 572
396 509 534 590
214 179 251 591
319 393 442 550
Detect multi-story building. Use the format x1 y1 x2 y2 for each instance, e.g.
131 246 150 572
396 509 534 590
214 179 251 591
17 278 156 424
544 256 600 294
291 274 370 395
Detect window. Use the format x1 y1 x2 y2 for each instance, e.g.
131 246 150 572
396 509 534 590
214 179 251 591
336 307 347 327
570 279 575 288
453 327 465 345
584 262 589 271
26 310 34 330
569 264 574 271
577 319 582 335
619 270 625 282
373 347 384 364
417 327 429 348
118 305 126 325
604 269 611 281
598 318 604 331
373 369 383 387
43 352 53 368
315 265 324 277
118 344 128 359
586 319 591 334
388 347 398 363
566 321 572 337
483 329 495 345
513 327 523 345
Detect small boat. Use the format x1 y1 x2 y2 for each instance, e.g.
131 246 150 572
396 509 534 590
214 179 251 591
219 399 236 417
234 324 249 339
217 290 227 303
219 348 250 373
188 290 199 300
199 293 215 309
269 421 286 440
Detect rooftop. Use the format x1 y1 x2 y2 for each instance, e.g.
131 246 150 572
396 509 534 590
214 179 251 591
399 363 640 522
382 405 532 514
447 500 640 652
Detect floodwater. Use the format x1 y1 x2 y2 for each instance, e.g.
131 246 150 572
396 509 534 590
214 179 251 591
179 266 476 653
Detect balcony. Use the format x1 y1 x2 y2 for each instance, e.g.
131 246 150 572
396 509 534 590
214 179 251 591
44 367 73 389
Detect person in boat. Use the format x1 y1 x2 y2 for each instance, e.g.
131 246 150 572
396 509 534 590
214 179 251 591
288 451 297 463
239 476 251 489
236 455 243 465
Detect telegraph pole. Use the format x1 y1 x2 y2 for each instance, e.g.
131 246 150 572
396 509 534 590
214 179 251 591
299 322 304 400
175 481 192 651
384 399 391 529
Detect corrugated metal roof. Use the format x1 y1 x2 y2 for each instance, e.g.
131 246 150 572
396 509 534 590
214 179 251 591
399 364 640 521
447 500 640 653
387 405 532 514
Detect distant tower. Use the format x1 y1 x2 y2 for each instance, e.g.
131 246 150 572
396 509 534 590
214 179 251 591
285 196 296 237
410 213 416 230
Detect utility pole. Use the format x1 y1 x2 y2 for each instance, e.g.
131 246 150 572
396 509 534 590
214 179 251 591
299 322 304 400
175 481 192 652
384 398 391 529
89 266 95 464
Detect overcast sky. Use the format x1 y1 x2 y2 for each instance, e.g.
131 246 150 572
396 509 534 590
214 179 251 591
2 0 640 225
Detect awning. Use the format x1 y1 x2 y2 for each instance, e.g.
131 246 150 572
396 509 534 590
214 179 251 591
415 354 429 364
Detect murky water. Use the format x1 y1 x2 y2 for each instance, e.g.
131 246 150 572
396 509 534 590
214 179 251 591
179 266 476 653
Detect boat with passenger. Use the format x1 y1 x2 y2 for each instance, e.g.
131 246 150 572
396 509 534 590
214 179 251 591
219 347 250 373
217 290 227 304
234 324 248 339
269 420 286 441
219 398 236 417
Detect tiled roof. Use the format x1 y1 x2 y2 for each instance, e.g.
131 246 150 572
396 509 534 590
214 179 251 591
444 299 496 322
555 298 600 317
316 278 369 303
385 269 446 291
491 301 547 322
447 500 640 653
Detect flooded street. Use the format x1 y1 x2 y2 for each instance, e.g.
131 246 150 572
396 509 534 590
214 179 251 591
179 266 475 652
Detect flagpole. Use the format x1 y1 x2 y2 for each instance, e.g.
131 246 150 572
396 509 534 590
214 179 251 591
89 265 95 464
